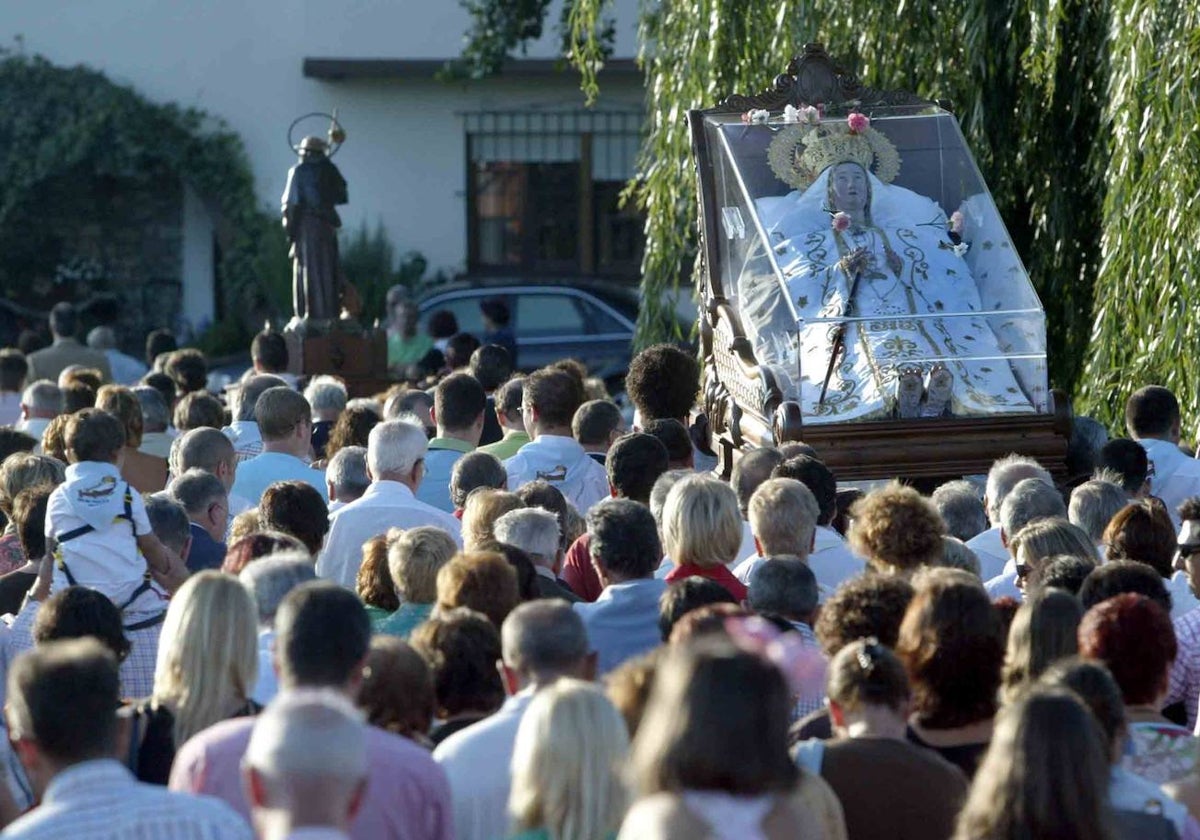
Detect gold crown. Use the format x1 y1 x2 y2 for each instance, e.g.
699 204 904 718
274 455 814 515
768 121 901 190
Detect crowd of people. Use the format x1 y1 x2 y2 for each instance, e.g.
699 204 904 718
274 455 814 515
2 299 1200 838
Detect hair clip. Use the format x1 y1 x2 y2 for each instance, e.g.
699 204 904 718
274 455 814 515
855 637 882 674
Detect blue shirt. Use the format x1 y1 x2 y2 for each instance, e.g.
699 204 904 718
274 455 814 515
186 523 226 572
573 578 667 675
417 438 473 513
231 451 328 505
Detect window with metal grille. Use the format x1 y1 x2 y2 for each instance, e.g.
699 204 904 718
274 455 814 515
465 110 645 278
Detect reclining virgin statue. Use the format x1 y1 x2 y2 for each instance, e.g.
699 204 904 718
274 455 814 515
745 111 1039 423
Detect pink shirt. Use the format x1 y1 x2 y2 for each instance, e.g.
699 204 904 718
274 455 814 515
169 715 453 840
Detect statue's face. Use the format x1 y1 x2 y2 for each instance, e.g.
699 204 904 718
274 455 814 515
829 163 869 214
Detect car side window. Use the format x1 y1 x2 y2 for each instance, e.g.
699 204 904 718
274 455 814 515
421 297 486 336
577 299 629 335
515 294 587 337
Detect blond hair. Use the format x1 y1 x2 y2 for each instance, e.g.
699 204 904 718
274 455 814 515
461 488 524 552
509 679 629 838
388 526 458 604
661 475 742 568
748 477 819 558
152 571 258 744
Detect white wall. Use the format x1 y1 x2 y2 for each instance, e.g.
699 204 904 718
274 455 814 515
3 0 645 277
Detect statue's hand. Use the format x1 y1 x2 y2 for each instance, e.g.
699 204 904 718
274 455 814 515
839 247 870 276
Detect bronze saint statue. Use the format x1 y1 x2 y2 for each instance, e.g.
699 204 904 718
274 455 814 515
281 134 348 326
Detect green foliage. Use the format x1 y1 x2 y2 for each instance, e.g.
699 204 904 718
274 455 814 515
1078 0 1200 429
0 51 280 343
339 220 433 324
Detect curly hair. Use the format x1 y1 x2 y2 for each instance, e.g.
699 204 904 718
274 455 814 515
1078 592 1176 706
896 569 1003 729
848 482 945 572
625 344 700 422
815 575 915 656
1104 498 1176 577
325 404 382 460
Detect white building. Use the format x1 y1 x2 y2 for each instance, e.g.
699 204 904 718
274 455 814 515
4 0 645 332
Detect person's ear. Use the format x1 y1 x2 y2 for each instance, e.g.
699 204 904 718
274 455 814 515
244 766 268 809
809 530 816 553
581 651 598 682
1000 528 1009 549
609 482 618 498
828 700 846 729
753 535 764 558
498 661 520 696
347 777 368 821
429 405 439 428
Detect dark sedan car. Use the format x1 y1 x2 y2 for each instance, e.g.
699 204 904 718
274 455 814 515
418 279 661 394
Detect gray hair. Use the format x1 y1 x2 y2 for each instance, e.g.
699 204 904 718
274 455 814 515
1069 478 1129 543
170 468 227 516
145 493 191 555
985 455 1053 525
747 558 818 619
1000 478 1067 545
501 600 589 681
86 326 117 351
367 419 428 479
346 397 383 416
20 381 62 415
326 446 370 501
132 385 170 432
748 478 819 560
938 536 982 578
494 507 561 569
243 688 366 788
931 480 988 542
239 551 318 627
449 452 507 508
648 469 694 527
303 376 348 414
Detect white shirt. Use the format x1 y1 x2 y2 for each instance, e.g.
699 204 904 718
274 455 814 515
985 569 1022 601
1141 438 1200 529
1169 572 1200 620
733 527 862 603
1109 765 1193 836
573 578 668 674
316 480 462 588
433 691 532 840
505 434 610 514
251 628 277 706
0 392 21 427
967 526 1009 581
15 416 50 446
104 349 148 385
231 451 327 506
222 421 264 463
1 759 252 839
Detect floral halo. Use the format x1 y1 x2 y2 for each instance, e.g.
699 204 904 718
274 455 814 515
767 112 901 191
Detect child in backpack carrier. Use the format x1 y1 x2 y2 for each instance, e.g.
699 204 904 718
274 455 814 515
39 409 188 613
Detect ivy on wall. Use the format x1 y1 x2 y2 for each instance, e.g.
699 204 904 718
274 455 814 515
0 51 282 349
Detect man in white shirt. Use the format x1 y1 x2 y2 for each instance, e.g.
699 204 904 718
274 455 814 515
734 477 825 588
325 446 370 514
743 456 863 597
243 691 367 840
1069 477 1128 559
505 368 609 514
983 477 1067 599
85 326 147 386
317 419 460 588
434 601 593 840
0 349 28 428
4 638 251 839
1127 385 1200 528
967 454 1056 581
14 381 62 447
730 448 786 567
232 387 327 505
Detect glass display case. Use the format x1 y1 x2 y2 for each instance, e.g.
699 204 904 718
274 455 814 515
703 105 1048 425
689 45 1068 482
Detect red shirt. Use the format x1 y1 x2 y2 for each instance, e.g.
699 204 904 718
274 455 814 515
665 561 748 601
560 533 603 602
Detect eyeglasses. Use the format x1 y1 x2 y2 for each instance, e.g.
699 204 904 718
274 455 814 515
1177 543 1200 561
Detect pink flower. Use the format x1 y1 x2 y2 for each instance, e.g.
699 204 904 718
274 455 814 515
847 112 870 134
950 210 965 235
741 111 752 124
800 105 820 125
832 211 852 232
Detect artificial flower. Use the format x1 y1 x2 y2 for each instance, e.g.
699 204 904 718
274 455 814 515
832 211 852 232
783 104 800 123
801 105 821 125
949 210 965 235
847 112 870 134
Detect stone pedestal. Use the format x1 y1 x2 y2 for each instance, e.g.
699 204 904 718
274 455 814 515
282 321 390 398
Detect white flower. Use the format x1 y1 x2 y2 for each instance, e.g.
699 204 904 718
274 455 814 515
749 109 770 124
801 105 821 125
783 105 800 124
951 242 970 258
